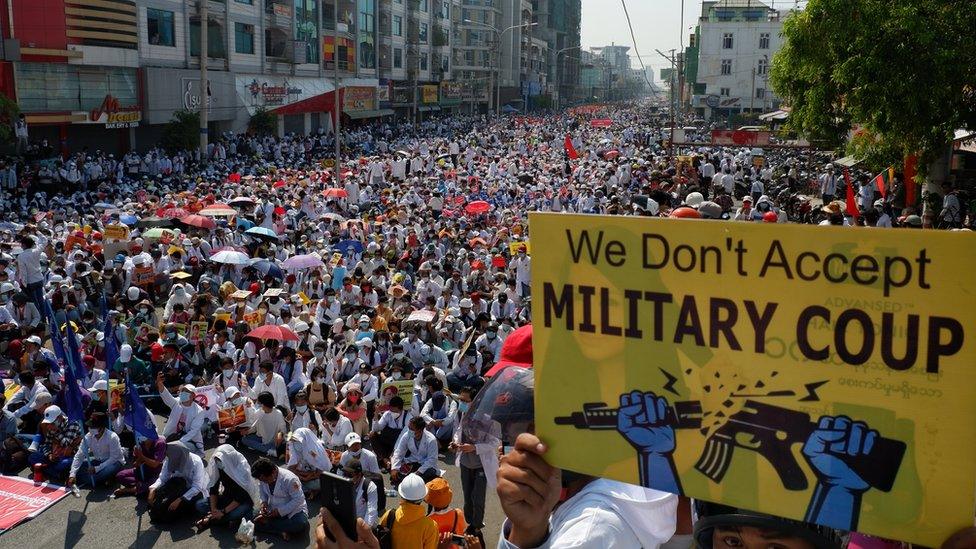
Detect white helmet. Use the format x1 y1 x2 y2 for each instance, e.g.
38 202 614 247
120 344 133 362
127 286 140 301
685 192 704 209
0 282 13 294
397 473 428 502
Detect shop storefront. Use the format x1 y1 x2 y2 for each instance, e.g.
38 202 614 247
440 81 463 112
15 63 140 154
141 68 238 145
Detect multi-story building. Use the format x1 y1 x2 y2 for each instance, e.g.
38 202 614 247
453 0 500 112
533 0 580 107
496 0 531 108
690 0 784 119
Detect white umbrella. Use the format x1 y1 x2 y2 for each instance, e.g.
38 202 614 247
210 250 251 265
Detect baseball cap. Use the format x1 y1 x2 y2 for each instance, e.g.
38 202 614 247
484 324 533 377
42 405 64 424
26 335 42 346
345 432 362 447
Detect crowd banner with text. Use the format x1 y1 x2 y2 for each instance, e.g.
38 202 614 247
531 212 976 547
0 475 70 532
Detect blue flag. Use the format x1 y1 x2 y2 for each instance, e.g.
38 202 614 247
64 318 87 381
123 377 158 441
103 315 119 377
59 320 87 424
42 301 65 375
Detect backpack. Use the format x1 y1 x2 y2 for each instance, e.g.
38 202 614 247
373 509 396 549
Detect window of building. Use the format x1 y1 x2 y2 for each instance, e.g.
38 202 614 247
190 19 227 58
722 33 733 49
721 59 732 75
420 52 428 70
720 87 730 96
419 22 428 44
235 23 255 54
756 87 765 99
358 0 375 68
393 47 403 68
14 64 138 113
464 50 474 64
759 32 770 49
758 58 768 75
419 0 428 12
234 0 253 4
296 0 321 63
393 15 402 36
147 8 175 47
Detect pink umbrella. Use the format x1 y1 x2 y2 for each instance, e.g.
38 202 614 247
464 201 491 215
604 150 621 160
159 207 189 219
247 324 299 342
210 245 247 256
282 253 325 270
179 214 216 229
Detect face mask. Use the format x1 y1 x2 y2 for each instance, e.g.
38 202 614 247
232 397 243 406
359 322 369 329
296 404 308 413
350 449 361 458
315 376 326 384
223 369 234 378
262 371 272 381
487 331 497 339
314 350 324 358
346 353 356 361
179 392 192 404
391 372 403 380
458 402 470 414
359 373 369 381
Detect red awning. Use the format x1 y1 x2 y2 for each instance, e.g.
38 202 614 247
271 88 343 116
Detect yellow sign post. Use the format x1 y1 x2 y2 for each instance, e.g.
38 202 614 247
531 212 976 546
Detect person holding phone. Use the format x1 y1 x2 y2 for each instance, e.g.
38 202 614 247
250 457 309 541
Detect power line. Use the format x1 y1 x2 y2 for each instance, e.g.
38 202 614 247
619 0 655 93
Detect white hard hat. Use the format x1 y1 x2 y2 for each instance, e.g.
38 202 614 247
357 337 373 347
42 405 64 424
120 344 133 362
0 282 13 293
685 192 704 209
127 286 140 300
92 380 109 392
460 298 473 308
345 432 362 447
397 473 428 502
359 314 370 323
224 386 241 400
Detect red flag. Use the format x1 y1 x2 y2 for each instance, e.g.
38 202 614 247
904 155 918 206
843 169 859 218
564 134 579 160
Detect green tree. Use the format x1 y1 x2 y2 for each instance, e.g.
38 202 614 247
0 92 20 146
248 107 278 136
771 0 976 169
160 109 200 153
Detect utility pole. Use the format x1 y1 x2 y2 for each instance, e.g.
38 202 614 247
762 54 769 112
198 0 208 163
333 0 341 166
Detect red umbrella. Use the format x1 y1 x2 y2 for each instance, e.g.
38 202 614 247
464 201 491 215
179 214 216 229
604 150 621 160
322 188 349 198
159 207 189 219
246 324 299 342
273 180 288 188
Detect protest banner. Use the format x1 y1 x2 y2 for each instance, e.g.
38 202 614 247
193 384 220 421
132 266 154 287
530 212 976 547
589 118 613 128
508 241 530 256
380 379 415 409
0 475 70 532
109 380 124 411
241 312 263 329
103 224 129 240
188 321 208 343
218 404 247 430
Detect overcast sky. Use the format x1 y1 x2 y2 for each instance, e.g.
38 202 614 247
580 0 701 79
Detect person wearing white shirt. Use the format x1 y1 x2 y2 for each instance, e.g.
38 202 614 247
251 459 309 540
248 362 291 412
148 442 209 523
321 407 355 450
339 432 381 476
474 327 503 363
156 378 207 456
342 459 379 527
67 412 125 488
391 416 441 483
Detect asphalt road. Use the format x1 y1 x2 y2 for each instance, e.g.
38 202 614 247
1 415 505 548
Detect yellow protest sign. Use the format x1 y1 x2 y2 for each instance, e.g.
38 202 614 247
104 224 129 240
530 212 976 547
508 241 530 256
